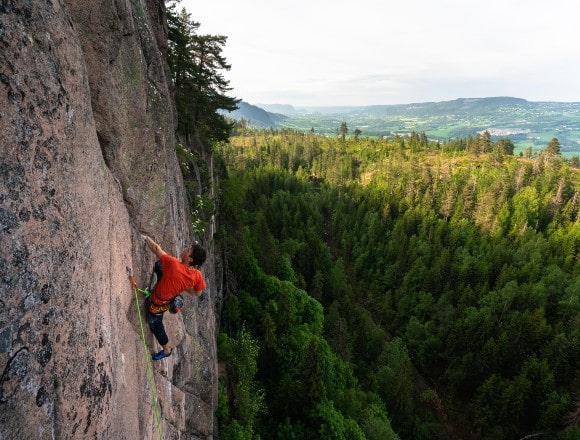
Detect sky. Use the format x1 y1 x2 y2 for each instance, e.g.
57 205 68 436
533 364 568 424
179 0 580 107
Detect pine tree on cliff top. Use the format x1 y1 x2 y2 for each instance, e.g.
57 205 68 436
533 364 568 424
166 2 239 145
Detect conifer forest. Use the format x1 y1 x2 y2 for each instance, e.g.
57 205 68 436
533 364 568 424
215 130 579 440
165 3 579 439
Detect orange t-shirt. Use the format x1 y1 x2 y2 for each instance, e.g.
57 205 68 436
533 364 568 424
154 253 206 302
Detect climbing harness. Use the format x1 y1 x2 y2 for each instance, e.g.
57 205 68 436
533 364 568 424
147 284 185 315
128 268 164 440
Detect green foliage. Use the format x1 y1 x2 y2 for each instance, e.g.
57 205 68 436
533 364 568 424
312 400 366 440
166 2 239 144
361 404 400 440
218 329 264 436
217 381 230 423
175 143 214 234
219 420 253 440
546 137 562 156
216 131 579 439
260 98 580 158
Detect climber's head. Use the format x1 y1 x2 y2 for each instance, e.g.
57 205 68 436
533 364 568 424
190 243 206 267
181 243 206 267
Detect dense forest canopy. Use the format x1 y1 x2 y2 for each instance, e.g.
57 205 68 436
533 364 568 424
215 129 579 440
162 3 578 438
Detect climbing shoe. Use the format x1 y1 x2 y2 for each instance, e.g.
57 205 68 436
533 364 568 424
152 350 172 361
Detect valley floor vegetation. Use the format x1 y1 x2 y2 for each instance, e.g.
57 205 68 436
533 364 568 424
214 129 579 440
163 3 578 437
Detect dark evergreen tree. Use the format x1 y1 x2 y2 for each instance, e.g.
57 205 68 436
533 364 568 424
166 2 239 145
495 138 515 155
546 137 562 156
339 122 348 141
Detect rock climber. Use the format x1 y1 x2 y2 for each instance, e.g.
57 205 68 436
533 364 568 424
141 235 207 360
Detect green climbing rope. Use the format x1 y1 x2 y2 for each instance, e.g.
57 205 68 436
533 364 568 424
132 281 164 440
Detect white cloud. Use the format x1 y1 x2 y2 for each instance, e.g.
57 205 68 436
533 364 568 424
180 0 580 106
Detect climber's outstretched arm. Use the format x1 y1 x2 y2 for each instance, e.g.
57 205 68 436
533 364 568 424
142 235 167 259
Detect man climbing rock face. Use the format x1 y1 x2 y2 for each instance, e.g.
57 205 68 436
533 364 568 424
141 235 207 360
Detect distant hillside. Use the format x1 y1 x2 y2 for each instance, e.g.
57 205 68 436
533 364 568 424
224 101 288 128
267 97 580 156
294 97 533 116
257 103 297 114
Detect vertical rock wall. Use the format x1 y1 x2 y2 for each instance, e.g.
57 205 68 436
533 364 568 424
0 1 219 438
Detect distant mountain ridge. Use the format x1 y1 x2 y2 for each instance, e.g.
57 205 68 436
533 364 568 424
232 96 580 121
341 96 576 118
265 96 577 116
228 97 580 156
224 101 288 128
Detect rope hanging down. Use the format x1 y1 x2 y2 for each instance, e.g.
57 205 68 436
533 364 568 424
129 269 164 440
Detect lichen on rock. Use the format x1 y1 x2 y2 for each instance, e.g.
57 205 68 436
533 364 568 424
0 1 219 438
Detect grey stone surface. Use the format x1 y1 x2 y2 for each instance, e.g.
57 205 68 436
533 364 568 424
0 1 219 438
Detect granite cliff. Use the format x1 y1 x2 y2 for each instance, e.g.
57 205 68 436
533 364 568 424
0 1 220 438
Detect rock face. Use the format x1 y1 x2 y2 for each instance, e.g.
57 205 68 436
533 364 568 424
0 1 219 438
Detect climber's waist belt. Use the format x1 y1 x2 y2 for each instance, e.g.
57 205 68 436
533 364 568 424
147 290 171 314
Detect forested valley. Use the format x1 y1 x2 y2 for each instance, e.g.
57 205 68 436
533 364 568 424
214 129 579 440
163 3 579 439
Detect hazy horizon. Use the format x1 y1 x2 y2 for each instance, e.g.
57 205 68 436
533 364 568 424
253 96 580 110
181 0 580 107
